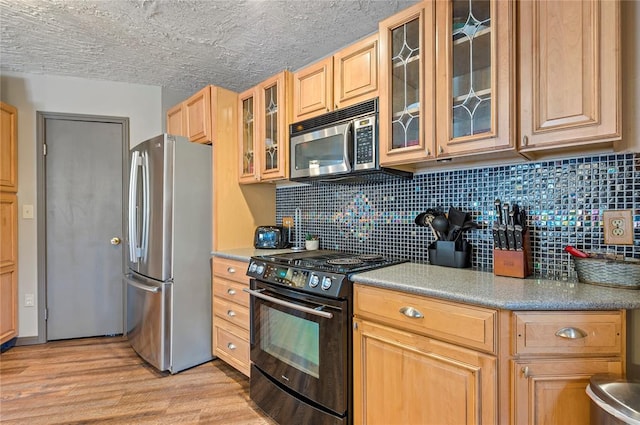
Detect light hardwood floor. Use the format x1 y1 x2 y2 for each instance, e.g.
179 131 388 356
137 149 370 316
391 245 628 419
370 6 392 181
0 336 275 425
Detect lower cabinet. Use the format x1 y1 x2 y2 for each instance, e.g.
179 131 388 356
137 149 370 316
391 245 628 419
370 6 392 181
353 284 627 425
512 358 622 425
353 318 496 425
212 257 250 376
353 284 497 424
511 311 624 425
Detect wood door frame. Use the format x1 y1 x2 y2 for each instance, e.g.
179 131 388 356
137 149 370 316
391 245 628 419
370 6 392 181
27 112 129 345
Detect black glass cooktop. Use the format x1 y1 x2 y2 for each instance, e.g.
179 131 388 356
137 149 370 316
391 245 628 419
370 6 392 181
253 250 406 275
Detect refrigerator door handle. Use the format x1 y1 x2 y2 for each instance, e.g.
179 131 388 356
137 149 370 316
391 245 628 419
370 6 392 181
128 151 141 263
141 151 150 261
126 277 160 294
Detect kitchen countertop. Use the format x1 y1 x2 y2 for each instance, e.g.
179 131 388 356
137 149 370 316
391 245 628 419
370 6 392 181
211 247 295 262
212 248 640 311
352 262 640 311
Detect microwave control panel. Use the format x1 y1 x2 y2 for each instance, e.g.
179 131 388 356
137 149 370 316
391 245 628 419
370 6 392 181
354 115 376 170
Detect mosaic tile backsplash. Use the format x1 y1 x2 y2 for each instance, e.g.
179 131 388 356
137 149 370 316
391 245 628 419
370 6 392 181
276 153 640 280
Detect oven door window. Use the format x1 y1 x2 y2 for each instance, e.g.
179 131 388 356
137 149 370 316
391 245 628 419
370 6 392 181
250 284 348 414
261 304 320 378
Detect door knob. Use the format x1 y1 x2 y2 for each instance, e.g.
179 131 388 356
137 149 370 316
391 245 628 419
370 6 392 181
110 237 121 245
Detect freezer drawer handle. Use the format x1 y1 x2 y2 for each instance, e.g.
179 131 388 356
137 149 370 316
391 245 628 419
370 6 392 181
127 279 160 293
243 288 334 319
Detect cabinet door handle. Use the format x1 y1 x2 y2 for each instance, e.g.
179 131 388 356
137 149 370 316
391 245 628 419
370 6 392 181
438 145 444 154
227 310 236 317
522 135 528 146
227 288 236 295
521 366 530 378
227 343 236 350
399 306 424 319
227 267 236 274
555 327 587 339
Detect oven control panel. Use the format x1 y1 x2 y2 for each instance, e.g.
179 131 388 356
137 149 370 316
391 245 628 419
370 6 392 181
247 260 347 298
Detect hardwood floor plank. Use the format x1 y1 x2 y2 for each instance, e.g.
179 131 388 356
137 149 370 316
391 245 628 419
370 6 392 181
0 336 275 424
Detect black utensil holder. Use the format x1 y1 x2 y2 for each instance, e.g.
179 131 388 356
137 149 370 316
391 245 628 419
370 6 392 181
428 240 472 268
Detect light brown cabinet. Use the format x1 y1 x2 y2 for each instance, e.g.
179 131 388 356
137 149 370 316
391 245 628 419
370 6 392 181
238 71 292 183
353 284 497 424
166 102 185 137
0 102 18 192
166 85 234 145
378 1 436 166
518 0 621 157
511 311 625 425
354 284 628 424
0 101 18 345
212 257 251 376
293 34 379 122
435 0 516 158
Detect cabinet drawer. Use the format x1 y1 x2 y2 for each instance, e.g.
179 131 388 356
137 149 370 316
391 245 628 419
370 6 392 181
214 321 250 376
213 278 249 307
212 258 248 284
213 297 249 331
354 284 497 353
514 311 623 355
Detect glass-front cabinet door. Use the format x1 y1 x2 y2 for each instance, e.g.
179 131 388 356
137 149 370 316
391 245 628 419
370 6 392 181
379 1 436 166
435 0 514 157
238 88 258 183
258 71 291 182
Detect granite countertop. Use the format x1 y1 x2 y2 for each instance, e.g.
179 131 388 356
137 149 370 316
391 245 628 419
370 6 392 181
212 248 640 311
211 247 295 262
352 262 640 311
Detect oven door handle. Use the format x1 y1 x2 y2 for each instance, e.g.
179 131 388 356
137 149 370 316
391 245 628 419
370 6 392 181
243 288 334 319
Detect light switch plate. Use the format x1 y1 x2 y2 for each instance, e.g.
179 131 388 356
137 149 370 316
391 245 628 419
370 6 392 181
603 210 634 245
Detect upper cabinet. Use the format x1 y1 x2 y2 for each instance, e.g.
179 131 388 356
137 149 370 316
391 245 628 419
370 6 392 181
166 102 185 137
379 2 436 166
518 0 621 156
0 102 18 192
293 35 379 122
239 71 292 183
435 0 515 158
166 85 235 145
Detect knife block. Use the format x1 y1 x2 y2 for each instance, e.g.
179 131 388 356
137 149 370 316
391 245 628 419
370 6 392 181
493 232 532 278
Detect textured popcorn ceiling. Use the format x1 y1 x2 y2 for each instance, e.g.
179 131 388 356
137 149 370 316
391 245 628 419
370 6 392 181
0 0 419 94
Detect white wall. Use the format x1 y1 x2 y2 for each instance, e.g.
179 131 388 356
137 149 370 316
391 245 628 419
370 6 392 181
0 72 162 338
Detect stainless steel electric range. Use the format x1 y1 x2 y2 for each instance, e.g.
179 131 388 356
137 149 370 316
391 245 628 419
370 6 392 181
245 250 406 425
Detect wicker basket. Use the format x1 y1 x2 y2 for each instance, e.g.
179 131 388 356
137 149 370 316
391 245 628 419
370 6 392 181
573 257 640 289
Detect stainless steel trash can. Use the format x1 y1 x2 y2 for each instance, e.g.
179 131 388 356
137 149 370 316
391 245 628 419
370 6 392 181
586 374 640 425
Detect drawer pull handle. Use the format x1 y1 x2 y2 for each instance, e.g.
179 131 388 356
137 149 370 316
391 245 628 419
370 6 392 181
227 343 236 350
555 327 587 339
227 267 236 274
521 366 530 378
399 306 424 319
227 288 236 295
227 310 236 317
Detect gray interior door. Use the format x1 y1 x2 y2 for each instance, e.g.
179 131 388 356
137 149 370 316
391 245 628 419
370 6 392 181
45 117 126 340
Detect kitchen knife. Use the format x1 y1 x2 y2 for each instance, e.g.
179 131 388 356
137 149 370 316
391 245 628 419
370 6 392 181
494 200 507 249
499 202 510 249
506 208 516 250
513 225 523 250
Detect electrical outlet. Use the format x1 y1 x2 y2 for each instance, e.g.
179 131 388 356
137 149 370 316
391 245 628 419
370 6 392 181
282 216 294 228
24 293 35 307
603 210 634 245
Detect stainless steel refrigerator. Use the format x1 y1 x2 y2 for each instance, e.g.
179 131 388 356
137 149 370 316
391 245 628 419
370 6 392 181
124 134 212 373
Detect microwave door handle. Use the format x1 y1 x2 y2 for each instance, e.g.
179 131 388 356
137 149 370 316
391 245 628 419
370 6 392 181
344 121 353 172
243 288 334 319
128 151 140 263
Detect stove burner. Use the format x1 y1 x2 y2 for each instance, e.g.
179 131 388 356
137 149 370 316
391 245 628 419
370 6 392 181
326 258 364 266
357 254 384 262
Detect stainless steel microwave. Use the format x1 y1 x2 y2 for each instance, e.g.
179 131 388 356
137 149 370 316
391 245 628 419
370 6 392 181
289 99 410 183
